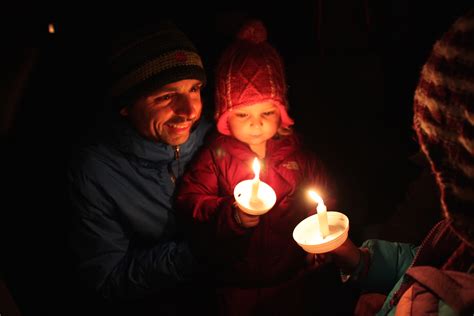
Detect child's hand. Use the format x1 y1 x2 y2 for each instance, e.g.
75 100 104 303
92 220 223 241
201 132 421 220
233 205 260 228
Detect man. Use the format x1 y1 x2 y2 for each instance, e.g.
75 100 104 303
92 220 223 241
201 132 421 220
67 21 212 315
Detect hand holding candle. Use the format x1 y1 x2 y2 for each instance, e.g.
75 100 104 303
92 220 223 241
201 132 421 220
233 158 276 215
308 191 330 238
293 190 349 253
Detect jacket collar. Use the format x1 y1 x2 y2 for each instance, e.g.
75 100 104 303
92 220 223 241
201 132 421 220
111 116 210 163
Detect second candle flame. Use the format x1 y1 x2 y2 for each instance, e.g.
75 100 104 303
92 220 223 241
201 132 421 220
308 190 330 238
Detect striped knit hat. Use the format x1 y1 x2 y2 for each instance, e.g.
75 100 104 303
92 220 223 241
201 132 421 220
107 21 206 108
214 20 294 135
413 10 474 247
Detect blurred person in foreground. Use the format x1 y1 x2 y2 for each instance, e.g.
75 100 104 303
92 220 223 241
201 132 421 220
327 10 474 316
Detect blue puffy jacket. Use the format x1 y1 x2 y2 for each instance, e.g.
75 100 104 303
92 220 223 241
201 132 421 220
68 115 211 301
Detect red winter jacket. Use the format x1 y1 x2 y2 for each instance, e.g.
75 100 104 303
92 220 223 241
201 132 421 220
176 132 331 287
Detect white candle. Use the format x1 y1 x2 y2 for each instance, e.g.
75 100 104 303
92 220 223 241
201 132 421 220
250 158 261 203
308 191 330 238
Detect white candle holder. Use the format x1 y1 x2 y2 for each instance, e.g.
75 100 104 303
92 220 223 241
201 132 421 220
233 179 276 215
293 211 349 254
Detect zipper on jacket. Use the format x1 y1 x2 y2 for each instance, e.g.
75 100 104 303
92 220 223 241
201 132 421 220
174 145 180 160
168 145 181 184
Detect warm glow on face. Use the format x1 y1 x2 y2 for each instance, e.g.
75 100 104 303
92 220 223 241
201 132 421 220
122 79 203 145
228 102 281 157
252 158 260 180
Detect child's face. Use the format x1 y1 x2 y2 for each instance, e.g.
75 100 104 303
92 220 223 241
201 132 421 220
228 102 281 153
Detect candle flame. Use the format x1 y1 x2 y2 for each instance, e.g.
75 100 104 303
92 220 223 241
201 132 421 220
308 190 324 205
48 23 55 34
252 158 260 180
309 190 329 238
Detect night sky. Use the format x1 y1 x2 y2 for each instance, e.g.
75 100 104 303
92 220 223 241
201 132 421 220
1 1 472 315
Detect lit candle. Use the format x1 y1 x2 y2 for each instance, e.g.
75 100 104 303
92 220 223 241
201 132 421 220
308 191 330 238
250 158 261 203
48 23 55 34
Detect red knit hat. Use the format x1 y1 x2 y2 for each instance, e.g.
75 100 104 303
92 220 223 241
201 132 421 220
214 20 294 135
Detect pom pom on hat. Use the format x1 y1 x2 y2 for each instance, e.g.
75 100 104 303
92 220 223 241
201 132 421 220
215 19 294 135
237 19 267 43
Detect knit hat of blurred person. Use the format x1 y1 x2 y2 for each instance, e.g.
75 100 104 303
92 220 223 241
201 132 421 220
107 20 206 109
413 10 474 247
214 19 294 135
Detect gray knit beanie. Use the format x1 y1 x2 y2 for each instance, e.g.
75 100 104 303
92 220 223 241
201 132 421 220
107 21 206 108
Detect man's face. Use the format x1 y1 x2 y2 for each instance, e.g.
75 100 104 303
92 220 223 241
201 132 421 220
121 79 203 146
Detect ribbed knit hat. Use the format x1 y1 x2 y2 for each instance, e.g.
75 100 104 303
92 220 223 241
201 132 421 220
107 21 206 108
413 10 474 247
214 20 294 135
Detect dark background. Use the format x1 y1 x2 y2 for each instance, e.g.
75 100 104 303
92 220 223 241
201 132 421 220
1 1 472 315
